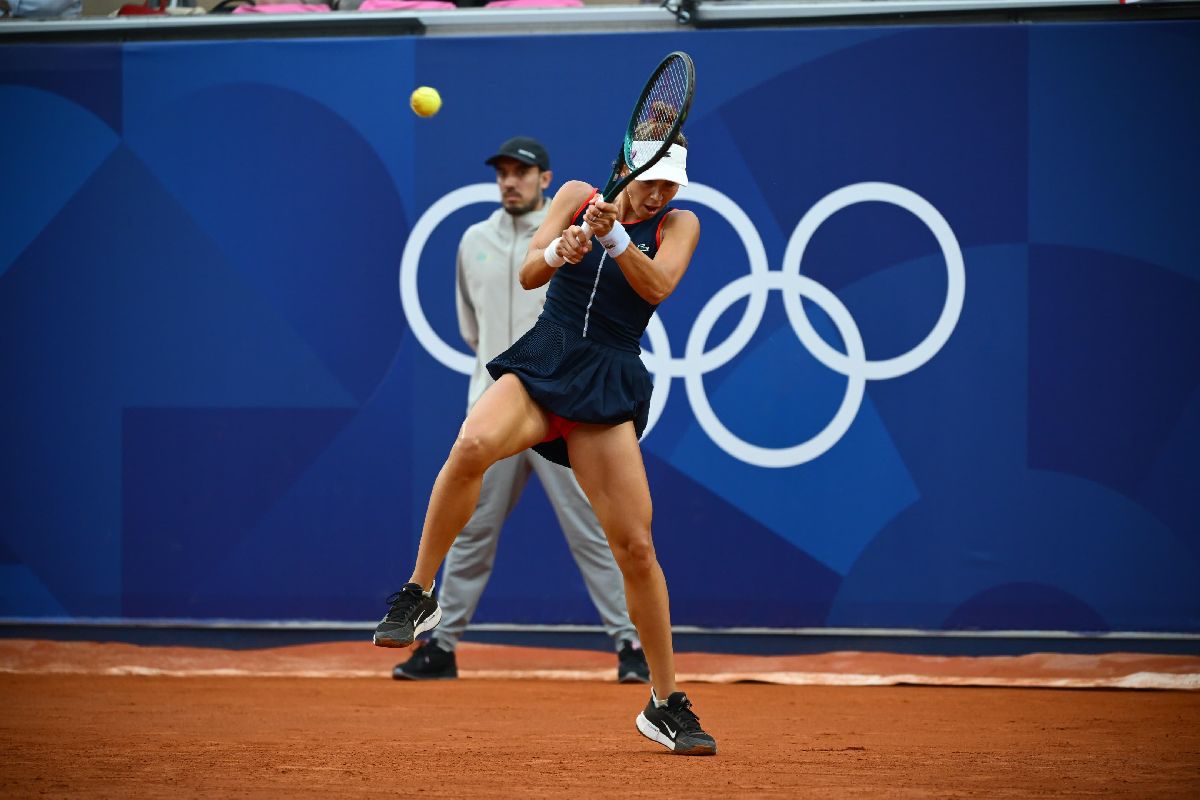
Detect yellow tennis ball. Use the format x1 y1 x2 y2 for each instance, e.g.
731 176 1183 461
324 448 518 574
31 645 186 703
410 86 442 118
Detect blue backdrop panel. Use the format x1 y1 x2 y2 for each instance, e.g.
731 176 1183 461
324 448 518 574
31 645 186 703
1 21 1197 632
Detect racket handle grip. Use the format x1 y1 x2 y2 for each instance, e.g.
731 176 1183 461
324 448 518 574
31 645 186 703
542 222 596 269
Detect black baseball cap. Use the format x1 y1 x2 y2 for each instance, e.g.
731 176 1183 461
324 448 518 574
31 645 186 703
484 136 550 170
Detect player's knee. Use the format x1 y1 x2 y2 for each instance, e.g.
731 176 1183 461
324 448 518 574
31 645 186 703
611 534 657 579
447 431 495 476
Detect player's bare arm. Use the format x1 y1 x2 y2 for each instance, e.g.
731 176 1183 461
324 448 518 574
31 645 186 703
585 198 699 305
519 180 596 290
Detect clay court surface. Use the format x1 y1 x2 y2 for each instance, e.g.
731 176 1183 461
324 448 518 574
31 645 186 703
2 640 1198 798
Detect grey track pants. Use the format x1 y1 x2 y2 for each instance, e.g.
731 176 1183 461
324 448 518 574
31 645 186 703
433 450 637 651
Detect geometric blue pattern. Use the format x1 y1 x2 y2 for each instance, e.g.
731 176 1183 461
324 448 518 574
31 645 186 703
1 22 1198 631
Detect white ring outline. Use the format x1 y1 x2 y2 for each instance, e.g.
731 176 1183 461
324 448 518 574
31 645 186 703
781 182 965 381
642 183 770 377
399 181 964 466
398 183 496 376
640 182 770 436
684 272 867 468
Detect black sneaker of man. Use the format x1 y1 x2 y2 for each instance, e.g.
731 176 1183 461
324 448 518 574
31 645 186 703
635 690 717 756
617 640 650 684
393 639 457 680
373 582 441 648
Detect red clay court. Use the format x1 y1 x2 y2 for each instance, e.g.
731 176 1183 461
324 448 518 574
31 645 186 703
3 639 1198 798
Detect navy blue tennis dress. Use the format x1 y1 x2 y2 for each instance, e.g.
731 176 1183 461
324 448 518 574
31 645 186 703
487 189 675 467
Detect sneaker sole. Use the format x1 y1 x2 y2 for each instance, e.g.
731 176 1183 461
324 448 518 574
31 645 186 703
618 672 651 684
635 711 717 756
372 606 443 649
392 670 458 681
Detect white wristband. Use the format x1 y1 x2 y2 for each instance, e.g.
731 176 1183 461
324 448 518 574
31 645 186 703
596 222 631 258
543 237 566 268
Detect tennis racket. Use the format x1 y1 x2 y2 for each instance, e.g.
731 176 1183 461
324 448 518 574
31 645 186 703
547 51 696 266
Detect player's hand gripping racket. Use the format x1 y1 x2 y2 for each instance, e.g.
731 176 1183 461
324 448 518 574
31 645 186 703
545 51 696 267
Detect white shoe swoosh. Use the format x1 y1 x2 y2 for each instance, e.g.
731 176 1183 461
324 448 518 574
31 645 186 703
663 722 676 738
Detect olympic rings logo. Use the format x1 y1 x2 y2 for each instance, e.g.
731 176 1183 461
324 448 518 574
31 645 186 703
399 182 965 468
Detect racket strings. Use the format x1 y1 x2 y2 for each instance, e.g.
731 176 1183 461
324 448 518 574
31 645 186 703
630 58 691 167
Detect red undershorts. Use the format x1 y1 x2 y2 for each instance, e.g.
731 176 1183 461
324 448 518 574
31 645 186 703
541 412 580 444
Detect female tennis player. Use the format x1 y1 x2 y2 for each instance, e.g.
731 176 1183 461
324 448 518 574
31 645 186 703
375 125 715 756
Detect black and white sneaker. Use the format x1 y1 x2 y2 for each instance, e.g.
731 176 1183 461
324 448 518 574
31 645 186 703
373 582 441 648
394 638 457 680
636 690 717 756
617 640 650 684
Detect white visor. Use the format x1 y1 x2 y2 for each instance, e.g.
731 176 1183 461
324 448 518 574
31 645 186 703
630 141 688 186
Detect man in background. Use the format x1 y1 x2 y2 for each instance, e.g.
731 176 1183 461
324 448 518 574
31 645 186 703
395 136 649 684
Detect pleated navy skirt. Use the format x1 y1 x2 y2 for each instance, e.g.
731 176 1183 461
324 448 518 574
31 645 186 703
487 318 652 467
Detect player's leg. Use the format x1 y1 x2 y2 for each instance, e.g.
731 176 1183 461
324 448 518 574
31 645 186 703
410 374 549 588
375 374 548 648
531 456 647 683
396 453 532 679
565 422 715 755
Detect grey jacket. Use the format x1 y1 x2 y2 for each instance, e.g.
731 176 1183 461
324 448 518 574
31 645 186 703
456 200 550 411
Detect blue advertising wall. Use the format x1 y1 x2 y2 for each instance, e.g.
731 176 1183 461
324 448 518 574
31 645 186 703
1 21 1198 633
